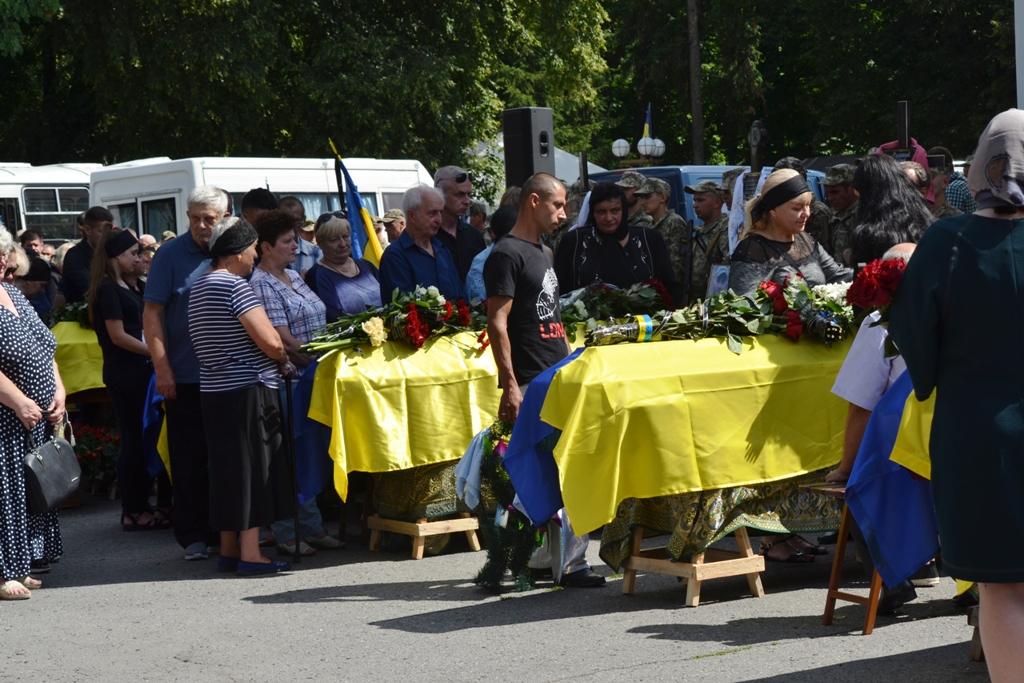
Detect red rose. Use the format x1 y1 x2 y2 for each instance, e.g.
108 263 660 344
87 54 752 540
643 278 674 309
847 258 907 309
759 280 788 313
456 299 472 326
784 310 803 341
441 301 454 322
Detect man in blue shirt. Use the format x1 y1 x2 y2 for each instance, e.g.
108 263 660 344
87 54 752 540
278 195 323 276
379 185 465 302
143 186 225 561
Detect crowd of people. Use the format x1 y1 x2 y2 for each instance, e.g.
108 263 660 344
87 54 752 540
0 109 1018 683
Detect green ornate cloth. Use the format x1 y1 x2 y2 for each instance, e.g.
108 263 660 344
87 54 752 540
599 470 841 570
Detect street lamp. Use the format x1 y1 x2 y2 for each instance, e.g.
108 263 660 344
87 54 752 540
613 136 665 164
612 138 630 158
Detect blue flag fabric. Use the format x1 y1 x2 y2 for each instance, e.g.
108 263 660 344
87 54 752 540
287 359 332 504
336 158 375 263
845 370 939 587
142 373 166 478
502 348 585 525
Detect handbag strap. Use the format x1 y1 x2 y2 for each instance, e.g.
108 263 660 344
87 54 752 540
24 413 73 449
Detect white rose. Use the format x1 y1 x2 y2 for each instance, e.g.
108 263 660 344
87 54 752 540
426 286 440 298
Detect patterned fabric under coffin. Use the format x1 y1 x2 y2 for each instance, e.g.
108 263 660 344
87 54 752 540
599 470 841 570
371 461 497 522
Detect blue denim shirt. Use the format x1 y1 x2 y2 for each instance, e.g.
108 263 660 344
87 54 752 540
378 231 465 302
464 244 494 303
290 237 323 276
143 232 211 384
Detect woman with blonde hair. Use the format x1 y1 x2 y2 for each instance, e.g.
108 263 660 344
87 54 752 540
728 169 852 295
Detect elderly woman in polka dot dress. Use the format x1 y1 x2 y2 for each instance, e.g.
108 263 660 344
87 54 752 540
0 230 66 600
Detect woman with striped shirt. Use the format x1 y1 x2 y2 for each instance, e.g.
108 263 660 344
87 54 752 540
187 218 294 576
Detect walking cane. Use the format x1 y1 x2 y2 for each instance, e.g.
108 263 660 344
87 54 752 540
283 373 301 565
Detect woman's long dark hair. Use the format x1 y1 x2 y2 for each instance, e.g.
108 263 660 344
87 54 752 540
850 155 934 266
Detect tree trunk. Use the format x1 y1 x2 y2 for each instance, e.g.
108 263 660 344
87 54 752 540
687 0 705 164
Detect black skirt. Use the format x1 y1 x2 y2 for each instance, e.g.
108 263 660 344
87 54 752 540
201 384 293 532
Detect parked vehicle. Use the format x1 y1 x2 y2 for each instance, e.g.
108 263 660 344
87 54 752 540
89 156 433 237
589 165 827 226
0 163 101 241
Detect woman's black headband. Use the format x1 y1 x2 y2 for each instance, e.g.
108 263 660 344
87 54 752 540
209 222 258 259
104 229 138 258
752 175 811 221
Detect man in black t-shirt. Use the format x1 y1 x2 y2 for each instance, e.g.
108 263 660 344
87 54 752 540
483 172 605 589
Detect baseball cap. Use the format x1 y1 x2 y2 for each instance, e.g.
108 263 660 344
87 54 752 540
684 180 723 195
300 219 315 232
635 177 671 197
382 209 405 223
615 170 647 189
434 165 470 185
822 164 855 186
161 230 176 240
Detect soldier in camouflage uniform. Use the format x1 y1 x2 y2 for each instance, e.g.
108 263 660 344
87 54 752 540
685 180 731 303
636 177 688 303
615 170 654 229
821 163 859 266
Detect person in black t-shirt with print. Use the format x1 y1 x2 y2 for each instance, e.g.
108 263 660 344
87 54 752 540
88 230 171 531
483 173 605 589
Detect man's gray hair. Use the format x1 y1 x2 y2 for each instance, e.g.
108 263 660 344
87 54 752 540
402 185 444 215
187 185 229 213
0 229 14 256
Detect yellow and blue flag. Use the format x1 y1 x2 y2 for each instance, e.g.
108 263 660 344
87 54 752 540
642 102 652 139
328 139 384 267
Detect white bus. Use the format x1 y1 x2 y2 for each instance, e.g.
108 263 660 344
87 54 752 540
0 163 101 241
89 156 434 237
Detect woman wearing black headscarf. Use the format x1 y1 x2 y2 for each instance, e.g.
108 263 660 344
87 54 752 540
890 109 1024 682
553 182 678 300
187 218 294 576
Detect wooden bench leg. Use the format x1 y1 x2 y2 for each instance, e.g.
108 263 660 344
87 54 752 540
823 503 853 626
735 528 765 598
622 526 644 595
968 606 984 662
863 570 883 635
685 553 705 607
368 515 382 552
410 518 428 560
460 513 481 551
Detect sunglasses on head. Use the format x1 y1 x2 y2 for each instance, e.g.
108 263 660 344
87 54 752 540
438 172 469 184
315 211 346 228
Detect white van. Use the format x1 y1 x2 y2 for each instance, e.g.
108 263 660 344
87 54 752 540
0 163 101 241
89 156 433 237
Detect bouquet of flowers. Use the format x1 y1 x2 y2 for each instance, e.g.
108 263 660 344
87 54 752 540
585 276 853 353
305 285 481 354
560 279 673 327
845 258 907 325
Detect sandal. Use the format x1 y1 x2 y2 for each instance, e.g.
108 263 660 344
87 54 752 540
786 535 829 556
121 512 157 532
761 539 815 563
151 509 173 530
19 576 41 590
0 580 31 600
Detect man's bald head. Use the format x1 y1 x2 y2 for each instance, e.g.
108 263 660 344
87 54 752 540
882 243 916 263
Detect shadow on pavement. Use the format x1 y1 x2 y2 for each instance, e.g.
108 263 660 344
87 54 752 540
742 643 988 682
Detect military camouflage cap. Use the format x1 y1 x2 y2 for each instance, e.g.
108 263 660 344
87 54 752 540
822 163 856 186
635 177 671 197
684 180 723 195
300 219 315 232
615 170 648 189
381 208 405 223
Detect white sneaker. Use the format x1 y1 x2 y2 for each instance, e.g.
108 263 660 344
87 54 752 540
307 534 344 550
277 540 316 556
183 542 208 561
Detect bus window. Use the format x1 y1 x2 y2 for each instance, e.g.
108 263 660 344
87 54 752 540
0 198 20 233
111 202 139 232
359 193 378 216
142 197 176 236
22 186 89 240
381 193 404 212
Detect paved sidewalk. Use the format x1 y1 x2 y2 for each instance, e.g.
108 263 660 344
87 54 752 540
4 500 987 681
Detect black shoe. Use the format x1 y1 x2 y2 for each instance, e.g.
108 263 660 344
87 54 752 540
877 582 917 615
529 567 554 581
559 568 606 588
910 562 940 588
817 532 838 545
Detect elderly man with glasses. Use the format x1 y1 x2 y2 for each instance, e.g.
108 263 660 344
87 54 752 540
433 166 486 281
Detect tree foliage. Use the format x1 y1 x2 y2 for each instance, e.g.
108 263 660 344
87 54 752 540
0 0 1017 175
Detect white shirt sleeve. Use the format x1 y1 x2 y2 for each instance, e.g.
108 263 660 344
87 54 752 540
832 312 903 410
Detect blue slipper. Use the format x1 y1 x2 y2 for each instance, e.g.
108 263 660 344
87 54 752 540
216 557 239 573
236 560 290 576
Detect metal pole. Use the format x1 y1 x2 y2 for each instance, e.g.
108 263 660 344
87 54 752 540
1017 0 1024 108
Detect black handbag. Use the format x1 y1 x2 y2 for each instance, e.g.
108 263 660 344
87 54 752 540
23 418 80 514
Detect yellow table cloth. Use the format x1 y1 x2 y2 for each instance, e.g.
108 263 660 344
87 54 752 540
308 331 501 501
52 322 105 396
889 390 935 480
539 336 850 534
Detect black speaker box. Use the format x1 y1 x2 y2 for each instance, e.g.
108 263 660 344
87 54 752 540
502 107 555 188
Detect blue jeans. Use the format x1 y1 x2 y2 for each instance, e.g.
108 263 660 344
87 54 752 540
271 499 325 543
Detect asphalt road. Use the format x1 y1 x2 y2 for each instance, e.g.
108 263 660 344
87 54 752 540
3 499 988 682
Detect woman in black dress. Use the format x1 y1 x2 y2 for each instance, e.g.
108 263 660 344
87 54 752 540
0 234 66 599
728 169 852 295
88 230 171 531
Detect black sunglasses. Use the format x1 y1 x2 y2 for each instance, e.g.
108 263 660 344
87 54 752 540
314 211 346 229
437 172 470 184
